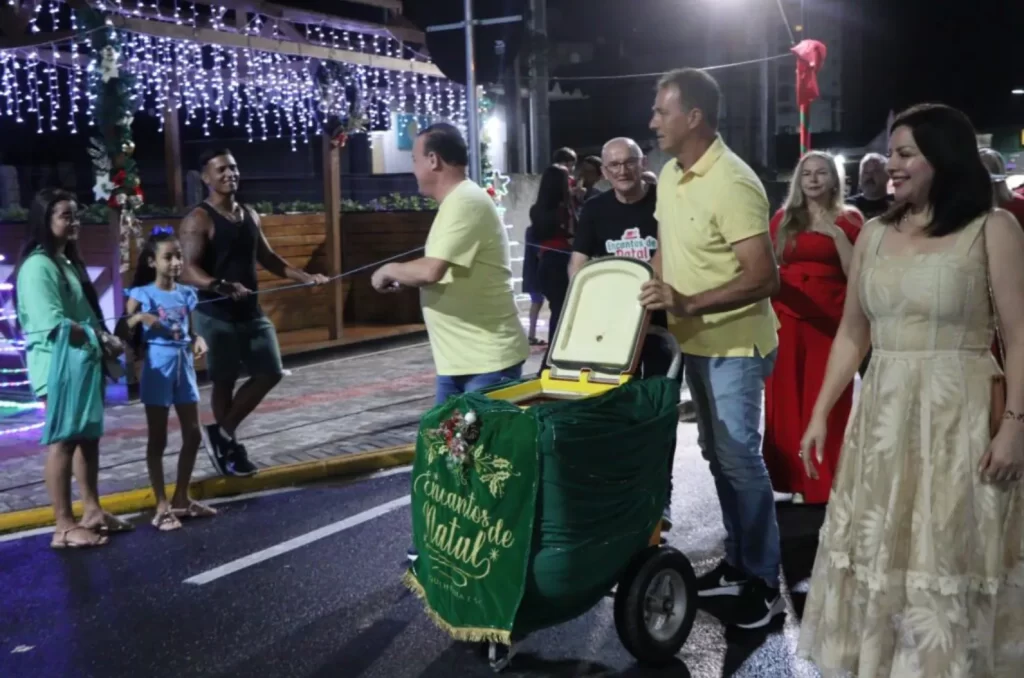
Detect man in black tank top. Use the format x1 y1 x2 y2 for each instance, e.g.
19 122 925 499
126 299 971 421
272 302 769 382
179 148 329 477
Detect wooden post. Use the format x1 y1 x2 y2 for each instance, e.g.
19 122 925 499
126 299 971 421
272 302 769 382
164 103 184 212
322 130 344 340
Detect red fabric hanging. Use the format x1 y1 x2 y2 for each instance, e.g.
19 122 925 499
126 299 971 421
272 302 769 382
792 39 827 108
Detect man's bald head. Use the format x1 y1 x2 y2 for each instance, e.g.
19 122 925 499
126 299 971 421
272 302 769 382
602 137 643 161
601 137 646 198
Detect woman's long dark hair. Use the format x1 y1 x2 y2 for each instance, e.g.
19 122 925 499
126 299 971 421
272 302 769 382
528 165 571 242
880 103 993 237
13 188 104 330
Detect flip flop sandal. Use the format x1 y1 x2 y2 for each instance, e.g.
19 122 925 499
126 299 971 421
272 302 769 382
172 502 218 520
51 526 109 549
151 511 182 532
102 515 135 533
83 514 135 535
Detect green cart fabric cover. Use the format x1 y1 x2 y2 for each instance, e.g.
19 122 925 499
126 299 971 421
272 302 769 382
403 376 679 644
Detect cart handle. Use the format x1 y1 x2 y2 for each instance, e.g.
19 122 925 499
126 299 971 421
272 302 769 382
646 325 683 382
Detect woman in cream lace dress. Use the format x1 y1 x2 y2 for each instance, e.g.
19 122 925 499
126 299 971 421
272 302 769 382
796 103 1024 677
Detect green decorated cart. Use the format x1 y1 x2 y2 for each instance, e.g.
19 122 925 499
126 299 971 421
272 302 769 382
403 258 698 671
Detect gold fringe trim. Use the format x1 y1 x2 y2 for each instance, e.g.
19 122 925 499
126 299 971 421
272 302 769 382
402 570 512 646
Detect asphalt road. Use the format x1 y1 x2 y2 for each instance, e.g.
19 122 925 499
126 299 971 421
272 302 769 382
0 424 827 678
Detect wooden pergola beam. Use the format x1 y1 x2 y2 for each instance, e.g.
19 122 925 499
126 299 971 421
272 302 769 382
189 0 422 43
109 14 442 76
0 29 75 49
332 0 403 11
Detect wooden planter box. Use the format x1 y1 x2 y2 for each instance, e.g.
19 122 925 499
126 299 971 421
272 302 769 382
341 210 435 325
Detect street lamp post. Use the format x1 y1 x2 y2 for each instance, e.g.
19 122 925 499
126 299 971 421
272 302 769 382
464 0 481 183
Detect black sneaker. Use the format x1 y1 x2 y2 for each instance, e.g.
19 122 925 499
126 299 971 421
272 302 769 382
730 579 786 630
696 560 749 598
225 443 259 477
203 424 231 476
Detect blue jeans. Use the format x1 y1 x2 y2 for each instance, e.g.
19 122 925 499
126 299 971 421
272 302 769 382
684 349 780 587
434 363 524 405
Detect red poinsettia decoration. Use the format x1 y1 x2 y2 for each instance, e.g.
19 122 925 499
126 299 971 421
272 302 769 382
105 169 144 209
331 130 348 149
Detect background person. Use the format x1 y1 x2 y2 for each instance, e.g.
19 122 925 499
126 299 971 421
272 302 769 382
846 152 892 220
15 188 131 548
763 152 862 506
179 148 329 478
576 155 604 205
521 224 547 346
528 165 574 343
979 148 1024 226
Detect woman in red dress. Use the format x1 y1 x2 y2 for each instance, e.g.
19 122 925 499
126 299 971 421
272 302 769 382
763 151 863 504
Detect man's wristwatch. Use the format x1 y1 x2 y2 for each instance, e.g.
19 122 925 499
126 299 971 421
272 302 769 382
208 279 225 293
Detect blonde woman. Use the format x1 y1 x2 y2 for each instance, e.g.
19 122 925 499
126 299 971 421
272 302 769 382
763 151 863 505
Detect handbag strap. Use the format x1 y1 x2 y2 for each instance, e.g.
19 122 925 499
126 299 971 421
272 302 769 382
982 214 1007 366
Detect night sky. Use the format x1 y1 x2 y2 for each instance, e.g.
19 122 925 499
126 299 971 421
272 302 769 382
544 0 1024 147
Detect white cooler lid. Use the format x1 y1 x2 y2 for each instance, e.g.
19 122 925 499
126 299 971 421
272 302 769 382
547 257 653 380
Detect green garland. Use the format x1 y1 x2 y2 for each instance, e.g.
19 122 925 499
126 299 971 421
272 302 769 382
76 8 142 210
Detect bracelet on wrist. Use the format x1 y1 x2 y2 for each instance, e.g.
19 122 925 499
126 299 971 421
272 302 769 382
1003 410 1024 424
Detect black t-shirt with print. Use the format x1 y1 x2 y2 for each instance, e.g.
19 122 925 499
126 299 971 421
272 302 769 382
573 187 667 331
847 193 892 221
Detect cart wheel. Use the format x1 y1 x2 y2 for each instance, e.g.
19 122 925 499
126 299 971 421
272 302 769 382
614 546 697 667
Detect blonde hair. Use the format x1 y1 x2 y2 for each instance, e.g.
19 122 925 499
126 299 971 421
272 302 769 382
775 151 845 262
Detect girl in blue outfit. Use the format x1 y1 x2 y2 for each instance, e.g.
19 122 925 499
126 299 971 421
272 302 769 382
117 228 216 531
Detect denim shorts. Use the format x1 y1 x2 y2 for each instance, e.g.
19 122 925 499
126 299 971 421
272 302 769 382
141 345 200 408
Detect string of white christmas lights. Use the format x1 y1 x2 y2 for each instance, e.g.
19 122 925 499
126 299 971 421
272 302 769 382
0 17 465 147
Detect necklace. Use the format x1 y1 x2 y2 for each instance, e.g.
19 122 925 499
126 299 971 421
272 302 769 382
208 200 243 222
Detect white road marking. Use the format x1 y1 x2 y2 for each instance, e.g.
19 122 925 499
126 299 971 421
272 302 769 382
183 494 411 585
364 465 412 481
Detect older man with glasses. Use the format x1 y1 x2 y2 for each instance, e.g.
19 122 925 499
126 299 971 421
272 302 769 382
570 136 695 528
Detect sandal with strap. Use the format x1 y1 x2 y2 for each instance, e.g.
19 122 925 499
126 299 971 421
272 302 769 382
171 501 218 520
151 510 182 532
82 513 135 535
51 526 109 549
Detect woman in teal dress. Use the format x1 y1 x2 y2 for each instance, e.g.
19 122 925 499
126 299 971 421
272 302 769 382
15 188 132 548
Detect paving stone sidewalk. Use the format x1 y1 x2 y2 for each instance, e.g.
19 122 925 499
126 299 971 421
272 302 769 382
0 338 547 513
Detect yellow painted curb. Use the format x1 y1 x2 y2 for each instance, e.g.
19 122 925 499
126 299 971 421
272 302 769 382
0 443 415 535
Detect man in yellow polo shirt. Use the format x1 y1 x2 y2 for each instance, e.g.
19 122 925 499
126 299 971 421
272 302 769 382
640 68 783 631
371 122 528 405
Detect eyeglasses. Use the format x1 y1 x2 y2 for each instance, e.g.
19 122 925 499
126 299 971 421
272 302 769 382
605 158 641 173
